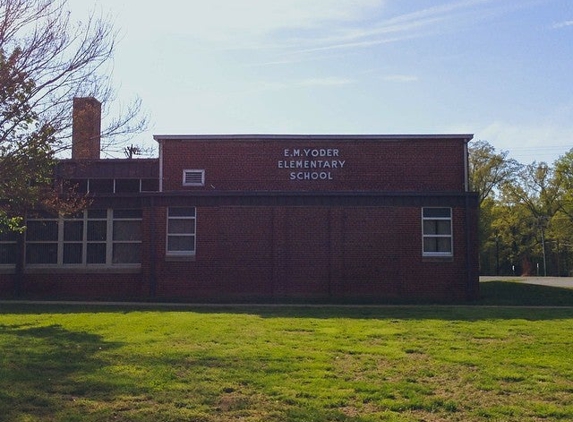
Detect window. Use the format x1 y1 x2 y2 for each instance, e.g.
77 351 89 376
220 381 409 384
182 170 205 186
62 178 160 193
113 209 142 264
167 207 196 256
0 229 18 265
141 178 159 192
25 209 142 267
26 214 59 264
114 179 141 193
89 179 114 193
422 208 453 257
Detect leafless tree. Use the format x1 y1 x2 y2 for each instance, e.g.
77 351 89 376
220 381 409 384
0 0 147 155
1 0 147 230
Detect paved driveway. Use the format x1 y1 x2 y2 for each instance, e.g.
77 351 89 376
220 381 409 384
480 276 573 290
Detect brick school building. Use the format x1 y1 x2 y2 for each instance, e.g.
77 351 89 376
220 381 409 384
0 98 479 302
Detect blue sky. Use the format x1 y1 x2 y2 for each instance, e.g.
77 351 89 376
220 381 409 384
70 0 573 164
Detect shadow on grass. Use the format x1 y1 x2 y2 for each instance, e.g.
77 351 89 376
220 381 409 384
1 282 573 322
478 281 573 306
0 324 124 421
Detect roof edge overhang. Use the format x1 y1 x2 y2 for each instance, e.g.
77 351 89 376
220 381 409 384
153 134 474 143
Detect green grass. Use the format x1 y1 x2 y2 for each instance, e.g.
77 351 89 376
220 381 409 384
478 279 573 306
1 281 573 421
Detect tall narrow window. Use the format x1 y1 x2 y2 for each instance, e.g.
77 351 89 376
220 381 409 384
86 210 108 264
25 214 59 264
167 207 196 256
113 209 142 264
0 229 18 265
422 208 453 257
63 213 84 264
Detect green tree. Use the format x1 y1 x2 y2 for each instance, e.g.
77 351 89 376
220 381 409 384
500 162 561 275
0 0 146 231
468 140 520 205
549 149 573 275
492 201 542 275
468 140 522 274
554 149 573 222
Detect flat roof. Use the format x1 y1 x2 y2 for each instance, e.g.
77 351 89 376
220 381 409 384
153 134 474 142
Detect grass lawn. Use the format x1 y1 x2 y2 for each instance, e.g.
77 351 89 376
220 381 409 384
1 281 573 421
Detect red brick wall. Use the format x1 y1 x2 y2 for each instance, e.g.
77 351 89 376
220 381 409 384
160 137 468 192
0 272 144 301
149 203 477 302
0 200 479 302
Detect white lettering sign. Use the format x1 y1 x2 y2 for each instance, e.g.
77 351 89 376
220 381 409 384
279 147 345 181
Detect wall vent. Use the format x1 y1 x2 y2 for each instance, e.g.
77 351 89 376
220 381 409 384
183 170 205 186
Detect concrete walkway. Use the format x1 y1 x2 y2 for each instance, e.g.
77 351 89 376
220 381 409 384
480 276 573 290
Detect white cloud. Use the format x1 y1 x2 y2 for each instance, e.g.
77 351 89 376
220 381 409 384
552 20 573 29
382 74 419 82
273 0 528 55
296 77 355 87
91 0 518 53
126 0 385 44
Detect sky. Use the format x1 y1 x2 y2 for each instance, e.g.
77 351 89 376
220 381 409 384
67 0 573 164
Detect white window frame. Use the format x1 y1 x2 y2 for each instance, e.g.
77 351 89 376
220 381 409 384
24 215 59 266
25 209 142 268
112 209 143 264
182 169 205 187
166 207 196 257
422 207 453 257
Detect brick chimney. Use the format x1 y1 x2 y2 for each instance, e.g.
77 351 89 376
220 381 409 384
72 97 101 159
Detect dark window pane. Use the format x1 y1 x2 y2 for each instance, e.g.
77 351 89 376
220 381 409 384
424 237 452 254
113 221 141 241
423 220 451 236
88 209 107 219
87 243 106 264
26 221 58 241
167 236 195 252
436 238 452 252
114 209 142 219
423 208 451 218
423 220 437 235
26 243 57 264
113 243 140 264
168 219 195 234
424 238 437 253
87 221 107 241
114 179 141 193
89 179 114 193
436 220 451 235
63 243 82 264
0 230 18 242
0 244 17 264
64 221 83 241
168 207 195 217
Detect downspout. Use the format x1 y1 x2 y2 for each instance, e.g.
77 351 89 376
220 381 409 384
464 138 476 300
149 196 157 298
464 140 470 193
158 140 164 193
14 230 25 298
